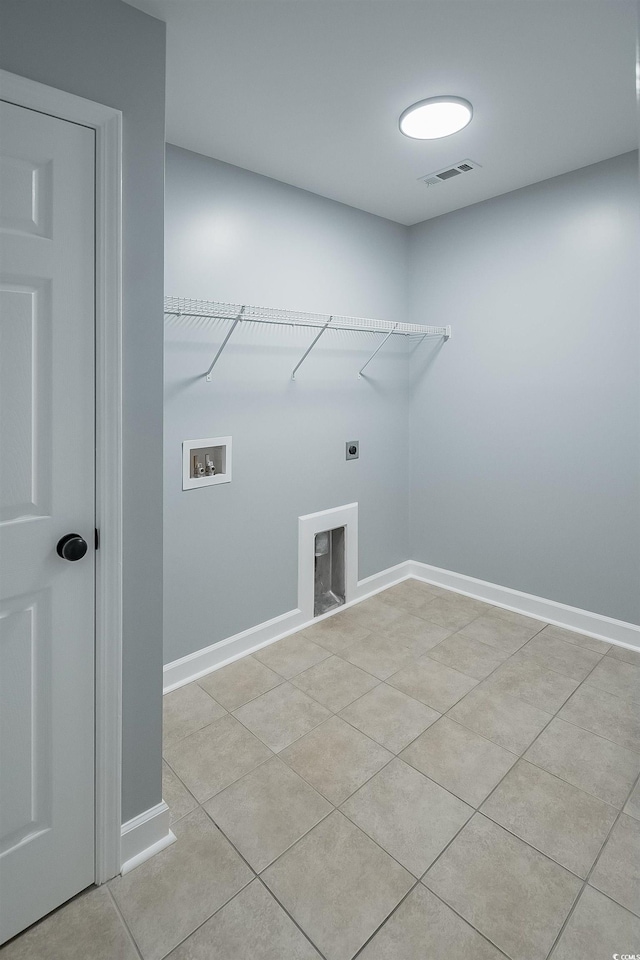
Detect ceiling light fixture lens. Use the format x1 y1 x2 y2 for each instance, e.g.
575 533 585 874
399 96 473 140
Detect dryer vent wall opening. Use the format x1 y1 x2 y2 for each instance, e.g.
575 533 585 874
314 526 346 616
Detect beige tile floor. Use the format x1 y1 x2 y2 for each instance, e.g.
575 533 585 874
4 579 640 960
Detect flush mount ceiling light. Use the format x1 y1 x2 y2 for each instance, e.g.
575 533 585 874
399 96 473 140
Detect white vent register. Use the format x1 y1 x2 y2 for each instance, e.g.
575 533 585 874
420 158 481 187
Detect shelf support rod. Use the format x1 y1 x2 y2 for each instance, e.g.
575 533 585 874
291 317 332 380
205 306 245 380
358 324 398 378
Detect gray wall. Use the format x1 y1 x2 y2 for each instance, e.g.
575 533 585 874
164 145 410 663
0 0 166 821
408 152 640 625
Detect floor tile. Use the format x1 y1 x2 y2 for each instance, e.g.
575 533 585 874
204 756 332 872
424 814 582 960
481 759 617 878
400 716 517 807
558 683 640 753
262 810 413 960
341 758 472 877
549 885 640 960
488 607 546 631
298 615 370 655
388 657 478 712
279 715 393 805
291 655 379 713
590 814 640 916
483 657 579 713
342 631 416 680
162 682 226 751
377 612 452 655
416 593 489 630
339 596 404 633
457 613 543 656
516 631 604 681
448 684 552 755
1 886 139 960
110 808 252 960
233 682 330 752
427 633 506 680
358 884 507 960
585 656 640 703
197 656 283 711
166 879 321 959
624 779 640 820
164 714 272 802
253 633 330 679
538 623 611 654
339 682 440 753
377 578 447 613
607 643 640 666
162 760 198 824
524 717 640 807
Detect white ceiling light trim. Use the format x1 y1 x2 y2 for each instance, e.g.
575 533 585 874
399 96 473 140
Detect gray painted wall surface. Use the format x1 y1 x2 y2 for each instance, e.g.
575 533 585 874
408 152 640 625
164 146 410 663
0 0 166 821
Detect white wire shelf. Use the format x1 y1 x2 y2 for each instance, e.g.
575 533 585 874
164 297 451 380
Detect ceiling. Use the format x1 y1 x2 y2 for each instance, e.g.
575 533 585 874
126 0 637 225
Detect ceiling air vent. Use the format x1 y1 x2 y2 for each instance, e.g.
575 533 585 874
420 158 481 187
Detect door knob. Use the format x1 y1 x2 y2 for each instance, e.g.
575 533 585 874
56 533 88 562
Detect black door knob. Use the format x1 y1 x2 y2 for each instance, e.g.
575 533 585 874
56 533 88 562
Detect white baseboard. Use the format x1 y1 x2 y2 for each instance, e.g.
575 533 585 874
163 558 639 695
163 561 411 693
120 801 176 875
409 560 640 651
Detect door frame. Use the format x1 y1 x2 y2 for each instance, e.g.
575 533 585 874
0 69 124 884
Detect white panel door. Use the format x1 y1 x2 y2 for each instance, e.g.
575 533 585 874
0 99 96 944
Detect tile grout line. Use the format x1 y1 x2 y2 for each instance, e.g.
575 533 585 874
105 885 145 960
167 596 628 824
254 875 332 960
197 791 346 960
543 764 640 959
201 785 335 880
467 651 609 814
418 885 512 959
195 659 287 710
159 591 635 960
188 673 492 960
167 795 334 960
458 652 618 892
289 669 383 715
347 601 636 957
165 599 588 888
149 805 260 960
349 878 423 960
162 594 537 776
307 604 636 758
454 650 637 960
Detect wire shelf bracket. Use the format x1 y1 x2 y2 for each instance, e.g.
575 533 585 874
292 317 332 380
163 298 451 381
358 323 398 378
204 306 245 380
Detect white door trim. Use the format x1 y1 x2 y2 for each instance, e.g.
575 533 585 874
0 69 123 885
